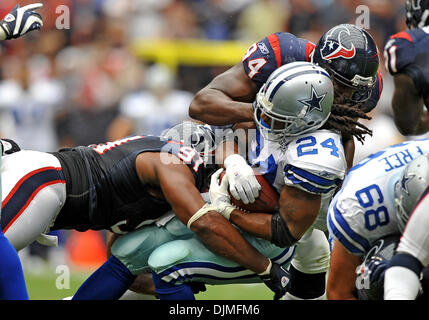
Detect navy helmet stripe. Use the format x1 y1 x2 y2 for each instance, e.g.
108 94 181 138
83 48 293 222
269 69 331 101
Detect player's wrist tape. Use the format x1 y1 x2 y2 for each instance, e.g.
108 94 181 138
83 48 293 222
187 203 217 229
258 259 272 276
216 201 236 220
0 25 7 40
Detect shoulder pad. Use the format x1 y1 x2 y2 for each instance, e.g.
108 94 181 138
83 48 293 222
383 28 429 75
384 31 415 75
283 130 346 195
242 32 309 88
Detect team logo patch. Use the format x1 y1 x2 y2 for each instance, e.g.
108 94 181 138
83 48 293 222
320 25 356 60
281 275 289 288
258 42 270 55
4 14 15 22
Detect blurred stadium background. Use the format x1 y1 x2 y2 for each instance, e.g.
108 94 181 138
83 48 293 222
0 0 423 300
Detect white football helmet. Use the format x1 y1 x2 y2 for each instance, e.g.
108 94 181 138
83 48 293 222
254 62 334 141
394 154 429 232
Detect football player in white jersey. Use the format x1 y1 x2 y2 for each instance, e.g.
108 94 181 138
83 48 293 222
149 62 345 300
80 62 360 300
0 3 43 299
384 154 429 299
326 140 429 299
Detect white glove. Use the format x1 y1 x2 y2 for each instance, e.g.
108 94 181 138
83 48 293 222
224 154 261 204
0 3 43 41
209 168 236 220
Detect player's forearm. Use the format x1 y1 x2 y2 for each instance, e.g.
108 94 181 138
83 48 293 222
229 210 272 241
392 98 422 135
280 197 321 240
392 75 425 135
415 110 429 135
191 212 270 274
343 135 355 171
189 88 254 125
326 288 357 300
327 240 361 300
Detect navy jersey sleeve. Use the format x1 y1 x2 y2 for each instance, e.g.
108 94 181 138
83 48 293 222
384 30 416 76
160 140 211 191
384 28 429 97
242 32 314 89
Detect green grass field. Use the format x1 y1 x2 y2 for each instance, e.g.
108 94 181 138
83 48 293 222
24 268 274 300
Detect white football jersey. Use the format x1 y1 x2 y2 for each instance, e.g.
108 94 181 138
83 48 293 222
328 138 429 256
248 128 346 230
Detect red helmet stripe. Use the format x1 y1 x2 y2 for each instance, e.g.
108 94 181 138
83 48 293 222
306 41 316 62
267 34 281 68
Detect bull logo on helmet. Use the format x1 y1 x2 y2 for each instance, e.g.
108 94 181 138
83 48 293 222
320 25 356 60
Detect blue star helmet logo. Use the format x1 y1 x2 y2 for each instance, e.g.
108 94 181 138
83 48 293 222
298 85 327 114
401 173 416 195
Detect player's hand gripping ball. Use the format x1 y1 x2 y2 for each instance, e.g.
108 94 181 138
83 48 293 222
219 169 279 213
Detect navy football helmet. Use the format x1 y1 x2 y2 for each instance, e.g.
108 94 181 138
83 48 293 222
162 121 217 166
356 235 400 300
312 24 379 104
406 0 429 28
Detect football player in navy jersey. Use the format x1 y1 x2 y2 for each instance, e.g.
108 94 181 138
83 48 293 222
384 0 429 136
189 23 382 172
0 3 43 300
0 132 290 300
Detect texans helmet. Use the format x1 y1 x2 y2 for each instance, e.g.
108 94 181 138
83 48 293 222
312 24 379 103
406 0 429 28
356 235 400 300
394 154 429 232
254 61 333 141
161 121 217 167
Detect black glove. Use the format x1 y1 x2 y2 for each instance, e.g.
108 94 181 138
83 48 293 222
259 261 291 300
189 282 207 294
0 3 43 40
0 139 21 155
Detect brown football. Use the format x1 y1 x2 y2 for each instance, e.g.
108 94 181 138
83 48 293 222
219 169 279 213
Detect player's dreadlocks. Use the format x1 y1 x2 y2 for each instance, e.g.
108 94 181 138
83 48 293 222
322 101 373 144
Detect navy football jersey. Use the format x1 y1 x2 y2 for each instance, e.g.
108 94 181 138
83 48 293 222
242 32 382 112
51 136 210 233
384 27 429 106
